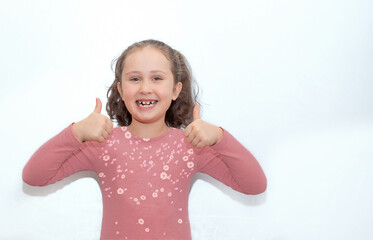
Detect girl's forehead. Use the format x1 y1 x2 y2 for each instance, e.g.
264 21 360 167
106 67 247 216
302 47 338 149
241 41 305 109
123 47 172 74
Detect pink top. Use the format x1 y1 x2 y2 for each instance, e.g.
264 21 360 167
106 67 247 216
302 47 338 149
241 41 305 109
23 123 266 240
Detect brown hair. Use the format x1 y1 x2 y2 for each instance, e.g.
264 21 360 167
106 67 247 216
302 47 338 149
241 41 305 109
105 39 201 129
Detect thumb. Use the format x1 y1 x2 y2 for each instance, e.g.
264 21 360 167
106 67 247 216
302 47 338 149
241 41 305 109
193 104 200 121
94 97 102 113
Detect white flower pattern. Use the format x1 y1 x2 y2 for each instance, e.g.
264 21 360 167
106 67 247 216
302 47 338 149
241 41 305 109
160 172 168 180
187 162 194 168
125 131 132 139
117 188 124 195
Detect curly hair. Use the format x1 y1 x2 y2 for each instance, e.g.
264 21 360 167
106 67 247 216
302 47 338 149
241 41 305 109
105 39 201 129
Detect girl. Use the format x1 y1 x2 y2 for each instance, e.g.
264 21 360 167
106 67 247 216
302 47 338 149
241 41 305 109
22 39 267 240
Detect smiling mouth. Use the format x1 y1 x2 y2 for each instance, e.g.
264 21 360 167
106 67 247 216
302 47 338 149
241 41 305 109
136 100 158 107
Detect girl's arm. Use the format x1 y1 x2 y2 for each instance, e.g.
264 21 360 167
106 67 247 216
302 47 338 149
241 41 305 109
22 123 101 186
196 127 267 195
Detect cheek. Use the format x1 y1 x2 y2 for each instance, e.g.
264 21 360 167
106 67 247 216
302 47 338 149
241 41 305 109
159 90 174 101
161 83 176 96
122 86 136 99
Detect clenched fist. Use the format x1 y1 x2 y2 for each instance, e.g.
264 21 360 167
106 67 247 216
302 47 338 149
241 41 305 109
184 104 223 149
72 98 113 143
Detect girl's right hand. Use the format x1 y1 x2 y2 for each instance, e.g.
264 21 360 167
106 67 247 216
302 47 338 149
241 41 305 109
72 98 113 143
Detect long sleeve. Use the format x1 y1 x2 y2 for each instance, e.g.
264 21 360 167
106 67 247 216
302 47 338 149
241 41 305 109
196 127 267 195
22 122 102 186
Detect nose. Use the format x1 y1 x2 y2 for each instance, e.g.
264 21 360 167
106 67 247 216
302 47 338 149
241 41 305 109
139 79 152 94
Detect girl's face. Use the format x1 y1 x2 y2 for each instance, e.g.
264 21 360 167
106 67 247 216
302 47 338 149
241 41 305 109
117 46 182 126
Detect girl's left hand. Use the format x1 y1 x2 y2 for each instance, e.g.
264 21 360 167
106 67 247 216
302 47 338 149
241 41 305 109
184 104 224 149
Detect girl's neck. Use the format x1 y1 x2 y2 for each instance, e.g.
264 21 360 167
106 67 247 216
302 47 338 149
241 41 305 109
128 121 169 139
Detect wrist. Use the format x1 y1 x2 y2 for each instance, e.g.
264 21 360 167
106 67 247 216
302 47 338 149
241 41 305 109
213 127 223 145
72 121 84 143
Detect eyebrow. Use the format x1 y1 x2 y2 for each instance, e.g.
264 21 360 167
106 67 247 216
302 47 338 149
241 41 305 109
125 70 167 75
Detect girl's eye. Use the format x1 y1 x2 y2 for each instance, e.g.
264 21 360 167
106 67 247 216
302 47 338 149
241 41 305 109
129 77 162 81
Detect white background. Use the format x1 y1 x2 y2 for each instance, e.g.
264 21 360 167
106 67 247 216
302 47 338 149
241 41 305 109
1 0 372 239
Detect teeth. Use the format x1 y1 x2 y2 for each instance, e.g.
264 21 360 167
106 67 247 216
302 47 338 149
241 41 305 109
137 100 157 107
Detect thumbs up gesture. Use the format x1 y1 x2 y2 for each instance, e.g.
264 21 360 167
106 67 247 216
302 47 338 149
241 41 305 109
72 98 113 143
184 104 223 149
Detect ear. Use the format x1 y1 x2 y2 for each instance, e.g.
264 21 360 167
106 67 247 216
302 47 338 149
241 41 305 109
172 82 183 101
117 82 123 99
